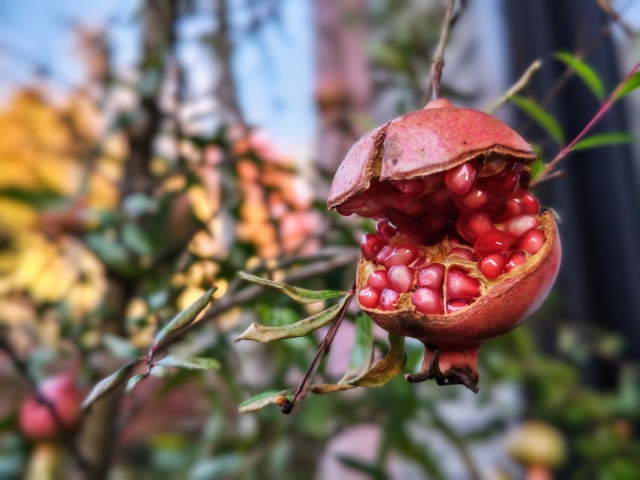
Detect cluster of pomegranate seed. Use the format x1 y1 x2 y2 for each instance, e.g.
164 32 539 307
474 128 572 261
354 156 546 314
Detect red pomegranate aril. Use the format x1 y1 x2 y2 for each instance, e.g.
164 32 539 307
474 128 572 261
412 287 445 314
336 192 368 215
379 288 400 311
454 187 492 211
447 298 471 313
449 247 477 262
494 192 526 223
368 270 393 290
396 220 430 244
504 215 540 241
445 162 477 196
358 285 381 309
361 233 388 261
417 263 445 289
403 198 429 216
423 186 452 214
413 255 433 269
388 193 413 210
352 196 388 218
485 171 519 195
487 194 506 217
446 269 480 298
388 265 414 292
517 229 545 255
478 252 506 279
520 191 540 215
376 220 397 241
478 156 508 177
391 178 424 196
504 250 526 273
510 161 525 174
457 211 494 243
474 228 510 257
423 215 447 232
382 244 419 268
376 245 394 264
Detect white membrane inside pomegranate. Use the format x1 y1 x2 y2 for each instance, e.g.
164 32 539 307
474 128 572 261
339 156 546 315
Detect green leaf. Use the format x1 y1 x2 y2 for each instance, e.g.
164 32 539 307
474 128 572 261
570 132 634 151
153 287 216 346
554 52 605 100
348 333 406 387
238 389 296 413
529 158 546 180
237 272 346 304
122 223 154 256
236 294 349 343
338 456 389 480
306 383 355 394
82 362 135 410
126 374 146 394
340 314 374 383
122 193 158 219
510 95 565 145
102 334 140 359
155 356 221 370
614 71 640 101
85 233 136 276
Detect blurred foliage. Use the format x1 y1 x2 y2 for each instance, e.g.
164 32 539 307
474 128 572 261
0 1 638 479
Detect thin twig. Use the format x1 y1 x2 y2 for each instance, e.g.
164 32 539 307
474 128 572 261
286 281 356 413
154 248 360 353
485 60 543 114
430 0 457 101
531 61 640 187
0 337 91 472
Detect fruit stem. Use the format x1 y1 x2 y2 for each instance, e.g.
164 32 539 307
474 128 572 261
531 60 640 187
430 0 457 101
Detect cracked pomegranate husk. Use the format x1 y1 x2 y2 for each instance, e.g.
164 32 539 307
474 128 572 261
327 99 561 392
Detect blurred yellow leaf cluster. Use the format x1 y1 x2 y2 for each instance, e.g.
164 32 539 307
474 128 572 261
0 88 126 328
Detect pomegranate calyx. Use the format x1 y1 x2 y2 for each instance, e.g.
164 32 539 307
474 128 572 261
405 345 480 393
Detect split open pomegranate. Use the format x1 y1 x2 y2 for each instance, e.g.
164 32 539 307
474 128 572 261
327 99 561 392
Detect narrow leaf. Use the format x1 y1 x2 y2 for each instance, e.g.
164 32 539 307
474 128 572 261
306 383 356 394
126 374 146 394
102 334 140 359
554 52 604 100
236 295 349 343
340 314 374 383
528 159 546 181
237 271 345 303
570 132 634 151
614 71 640 101
122 223 154 256
156 355 221 370
510 95 565 145
153 287 216 346
238 389 296 413
348 334 406 387
82 362 135 410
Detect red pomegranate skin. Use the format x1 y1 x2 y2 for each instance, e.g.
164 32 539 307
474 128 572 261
19 374 82 442
328 101 535 210
327 99 560 391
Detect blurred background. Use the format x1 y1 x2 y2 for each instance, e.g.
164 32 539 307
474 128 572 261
0 0 639 478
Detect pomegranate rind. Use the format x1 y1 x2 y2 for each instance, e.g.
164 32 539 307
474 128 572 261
327 105 536 210
355 212 560 349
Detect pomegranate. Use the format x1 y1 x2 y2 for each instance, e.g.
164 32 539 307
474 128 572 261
327 99 561 392
19 374 83 442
